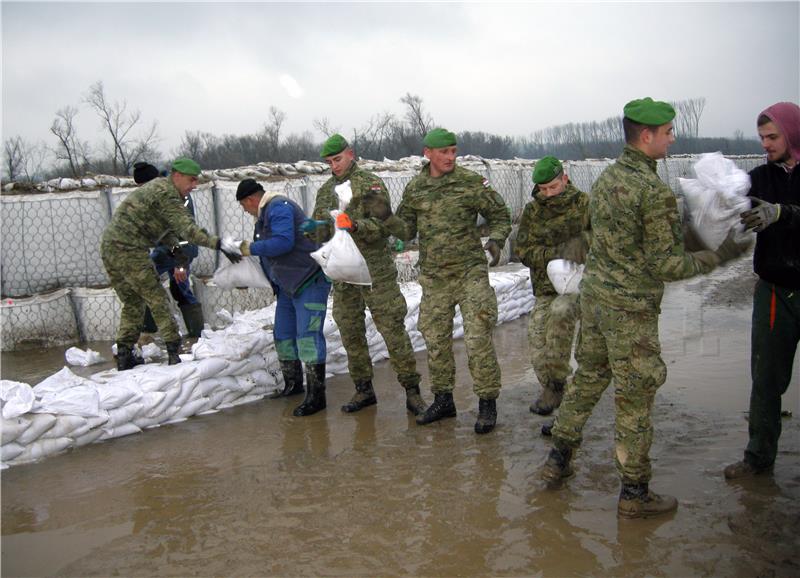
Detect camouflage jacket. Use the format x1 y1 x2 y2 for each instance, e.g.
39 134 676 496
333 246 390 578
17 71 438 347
102 177 217 252
582 145 715 311
390 164 511 277
311 162 398 281
516 183 590 296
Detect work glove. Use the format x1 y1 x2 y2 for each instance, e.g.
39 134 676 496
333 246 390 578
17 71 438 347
336 212 356 231
714 227 753 264
560 236 588 264
217 237 243 264
740 197 781 232
239 241 251 256
484 239 502 267
300 219 330 234
364 190 393 220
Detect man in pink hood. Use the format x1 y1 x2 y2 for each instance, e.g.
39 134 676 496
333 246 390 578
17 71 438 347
725 102 800 479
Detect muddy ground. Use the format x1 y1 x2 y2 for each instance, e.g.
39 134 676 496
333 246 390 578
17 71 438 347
2 257 798 577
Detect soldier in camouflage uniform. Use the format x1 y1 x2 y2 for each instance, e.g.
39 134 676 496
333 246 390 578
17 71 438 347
516 157 590 423
380 128 511 434
101 158 243 370
539 99 750 518
302 134 425 415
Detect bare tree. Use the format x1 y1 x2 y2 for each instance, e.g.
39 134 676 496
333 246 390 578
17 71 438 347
3 136 25 181
262 105 286 158
400 93 434 138
50 106 89 178
84 80 160 175
671 97 706 139
312 116 340 138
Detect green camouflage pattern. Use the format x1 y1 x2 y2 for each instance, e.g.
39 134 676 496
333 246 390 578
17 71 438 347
312 162 420 387
528 293 580 386
392 164 511 277
552 293 666 483
581 146 715 312
516 182 589 297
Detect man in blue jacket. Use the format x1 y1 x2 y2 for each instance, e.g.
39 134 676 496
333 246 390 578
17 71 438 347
236 178 332 417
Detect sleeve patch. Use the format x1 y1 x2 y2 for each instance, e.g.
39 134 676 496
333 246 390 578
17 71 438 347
482 178 490 188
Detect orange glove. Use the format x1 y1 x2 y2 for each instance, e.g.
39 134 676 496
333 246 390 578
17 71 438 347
336 212 356 231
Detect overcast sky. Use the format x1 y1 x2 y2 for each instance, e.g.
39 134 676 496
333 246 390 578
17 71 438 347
2 1 799 159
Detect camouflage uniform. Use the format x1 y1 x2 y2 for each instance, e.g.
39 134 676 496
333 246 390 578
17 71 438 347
516 183 589 390
551 146 718 483
101 177 219 346
311 162 420 388
391 164 511 398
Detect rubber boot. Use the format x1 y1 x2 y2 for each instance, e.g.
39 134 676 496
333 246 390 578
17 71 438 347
404 385 427 416
166 340 182 365
293 363 326 417
540 420 554 437
530 379 565 416
179 303 205 339
541 444 574 488
724 459 772 480
617 481 678 519
341 380 377 413
474 398 497 434
116 343 145 371
270 360 305 398
416 392 457 425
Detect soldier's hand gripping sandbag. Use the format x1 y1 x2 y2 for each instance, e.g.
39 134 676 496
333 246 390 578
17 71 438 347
484 239 502 267
217 236 243 264
740 197 781 232
560 236 589 264
714 227 753 264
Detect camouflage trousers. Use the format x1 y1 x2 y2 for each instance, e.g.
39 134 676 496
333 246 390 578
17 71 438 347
528 293 580 386
418 267 501 399
101 243 180 345
552 292 667 483
332 272 420 387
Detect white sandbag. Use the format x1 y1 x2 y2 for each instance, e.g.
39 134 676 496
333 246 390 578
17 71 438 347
65 346 106 367
40 415 89 440
335 180 353 210
73 428 106 447
1 442 25 461
194 357 230 381
172 397 212 420
137 391 167 417
311 211 372 285
219 393 265 409
99 423 142 440
105 402 145 428
1 416 31 444
140 343 163 361
172 377 200 408
36 385 102 417
11 437 73 464
547 260 584 295
680 152 752 250
16 413 57 445
0 380 35 418
98 383 141 410
86 413 110 429
212 256 272 289
33 366 94 394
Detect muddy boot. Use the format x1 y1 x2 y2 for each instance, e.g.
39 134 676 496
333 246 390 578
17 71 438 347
541 420 554 437
270 360 305 398
116 343 145 371
166 341 182 365
341 380 377 413
617 481 678 519
179 303 205 339
529 380 565 416
293 363 326 417
404 385 427 416
416 392 457 425
474 398 497 434
724 459 772 480
541 445 574 488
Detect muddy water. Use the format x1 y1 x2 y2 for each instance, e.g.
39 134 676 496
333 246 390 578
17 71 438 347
2 262 799 577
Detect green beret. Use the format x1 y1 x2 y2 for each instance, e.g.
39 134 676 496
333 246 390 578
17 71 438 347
532 156 563 184
423 128 457 148
320 134 349 158
623 97 675 125
171 157 201 176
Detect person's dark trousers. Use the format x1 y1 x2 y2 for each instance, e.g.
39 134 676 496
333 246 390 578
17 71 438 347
745 280 800 468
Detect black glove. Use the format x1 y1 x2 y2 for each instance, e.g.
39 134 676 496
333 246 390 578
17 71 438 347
216 238 242 264
484 239 502 267
741 197 781 232
364 190 393 221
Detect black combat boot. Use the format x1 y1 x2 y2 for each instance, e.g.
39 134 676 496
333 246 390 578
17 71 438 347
541 444 574 488
415 392 456 425
341 380 377 413
270 360 305 398
179 302 205 339
474 398 497 434
116 343 145 371
540 420 554 436
617 480 678 519
293 363 326 417
530 379 566 415
404 385 427 416
165 341 182 365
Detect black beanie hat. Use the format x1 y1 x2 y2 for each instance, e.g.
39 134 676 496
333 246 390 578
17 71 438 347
236 178 264 201
133 161 160 184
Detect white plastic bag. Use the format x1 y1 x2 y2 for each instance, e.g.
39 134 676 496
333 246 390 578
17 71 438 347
65 346 106 367
311 210 372 285
212 256 271 289
335 180 353 210
547 259 584 295
0 380 35 419
680 152 752 250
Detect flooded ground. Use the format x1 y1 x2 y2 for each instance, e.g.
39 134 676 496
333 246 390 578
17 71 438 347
2 258 799 577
